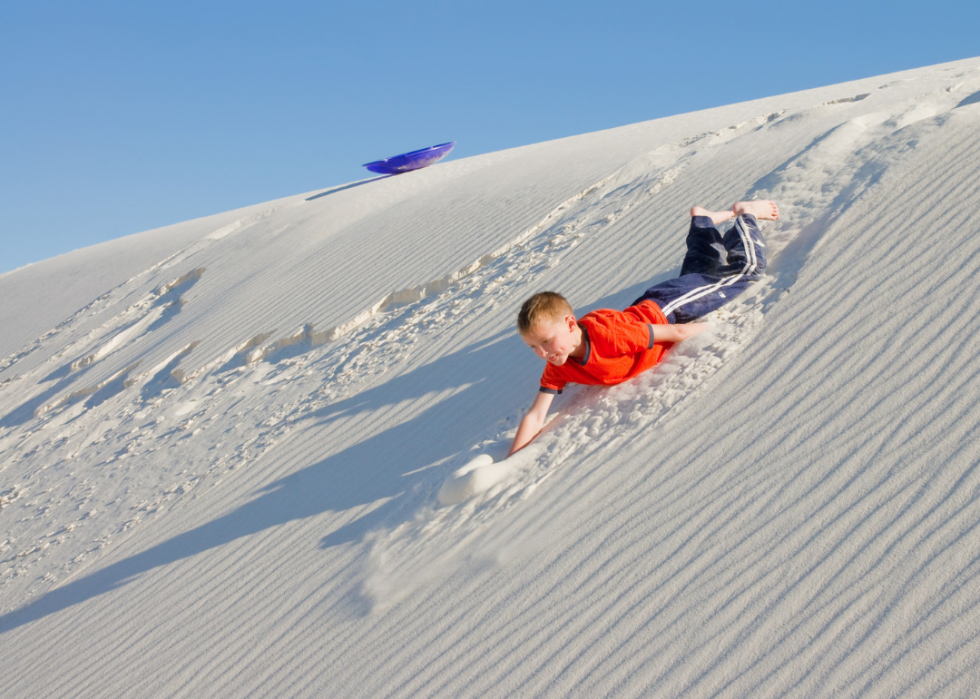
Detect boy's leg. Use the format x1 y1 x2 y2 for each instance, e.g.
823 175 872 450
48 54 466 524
679 215 728 277
679 207 749 276
714 213 769 277
715 200 777 276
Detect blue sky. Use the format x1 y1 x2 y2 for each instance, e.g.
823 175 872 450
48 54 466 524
2 0 977 275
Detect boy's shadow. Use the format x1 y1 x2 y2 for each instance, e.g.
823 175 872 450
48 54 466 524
0 279 664 634
0 328 537 633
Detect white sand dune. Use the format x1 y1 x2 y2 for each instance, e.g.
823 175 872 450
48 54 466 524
3 57 980 697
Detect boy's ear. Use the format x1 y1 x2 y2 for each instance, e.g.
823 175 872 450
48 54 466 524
564 314 577 331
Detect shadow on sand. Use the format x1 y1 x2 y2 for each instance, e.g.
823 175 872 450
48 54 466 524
305 175 391 201
0 328 532 632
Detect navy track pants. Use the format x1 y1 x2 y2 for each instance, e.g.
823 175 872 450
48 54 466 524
632 214 768 324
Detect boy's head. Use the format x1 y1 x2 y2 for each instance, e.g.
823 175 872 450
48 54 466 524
517 291 580 365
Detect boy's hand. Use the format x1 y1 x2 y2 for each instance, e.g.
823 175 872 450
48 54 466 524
508 391 555 456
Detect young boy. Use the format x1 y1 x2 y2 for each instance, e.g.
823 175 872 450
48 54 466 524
509 199 779 455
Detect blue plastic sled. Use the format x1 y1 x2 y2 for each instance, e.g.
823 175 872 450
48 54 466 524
363 141 456 175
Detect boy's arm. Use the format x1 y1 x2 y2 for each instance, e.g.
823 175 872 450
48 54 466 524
651 322 712 344
508 390 555 456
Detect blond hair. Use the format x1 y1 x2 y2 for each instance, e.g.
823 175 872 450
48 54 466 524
517 291 574 334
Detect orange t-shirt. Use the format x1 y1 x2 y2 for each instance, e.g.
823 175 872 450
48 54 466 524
539 299 671 394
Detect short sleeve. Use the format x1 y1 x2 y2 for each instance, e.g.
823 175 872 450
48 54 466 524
540 363 567 394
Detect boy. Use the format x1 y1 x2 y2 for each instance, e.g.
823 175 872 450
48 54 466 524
509 199 779 455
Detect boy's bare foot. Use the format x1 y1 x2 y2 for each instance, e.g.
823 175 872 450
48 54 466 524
690 206 735 225
732 200 780 221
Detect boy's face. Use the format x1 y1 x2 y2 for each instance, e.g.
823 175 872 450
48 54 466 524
521 315 578 366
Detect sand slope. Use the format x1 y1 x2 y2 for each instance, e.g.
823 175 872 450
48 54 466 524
2 57 980 697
